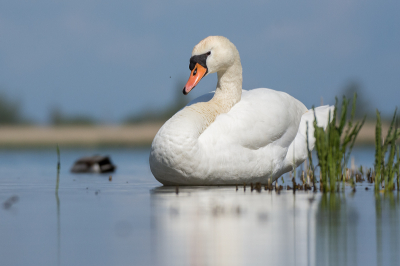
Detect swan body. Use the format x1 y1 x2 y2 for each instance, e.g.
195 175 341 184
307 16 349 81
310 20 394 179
150 36 333 185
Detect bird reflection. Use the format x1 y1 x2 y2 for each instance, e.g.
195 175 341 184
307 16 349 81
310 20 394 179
150 186 400 266
150 186 316 266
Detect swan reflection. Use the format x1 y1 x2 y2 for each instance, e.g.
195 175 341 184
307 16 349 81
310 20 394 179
151 186 317 266
151 187 400 266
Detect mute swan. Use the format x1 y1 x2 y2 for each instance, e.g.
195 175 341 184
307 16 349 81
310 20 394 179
149 36 333 185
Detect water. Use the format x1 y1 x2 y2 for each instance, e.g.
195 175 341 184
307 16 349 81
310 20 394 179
0 147 398 266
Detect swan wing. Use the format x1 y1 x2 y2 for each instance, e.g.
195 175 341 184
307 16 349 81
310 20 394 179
198 88 308 151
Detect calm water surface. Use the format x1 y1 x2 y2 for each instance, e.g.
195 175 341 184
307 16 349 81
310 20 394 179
0 147 398 266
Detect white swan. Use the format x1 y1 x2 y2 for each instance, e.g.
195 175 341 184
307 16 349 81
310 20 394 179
149 36 333 185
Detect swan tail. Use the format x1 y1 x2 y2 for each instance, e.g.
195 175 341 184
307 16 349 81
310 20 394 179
284 105 335 168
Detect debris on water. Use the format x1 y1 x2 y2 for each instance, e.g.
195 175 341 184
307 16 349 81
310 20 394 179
355 173 364 182
95 190 100 195
255 183 262 192
109 176 112 182
292 177 296 193
70 155 116 173
3 195 19 210
365 187 369 191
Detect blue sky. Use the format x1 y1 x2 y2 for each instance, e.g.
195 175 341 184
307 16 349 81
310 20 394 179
0 1 399 123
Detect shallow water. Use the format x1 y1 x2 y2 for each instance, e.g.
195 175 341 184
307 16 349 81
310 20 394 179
0 147 398 266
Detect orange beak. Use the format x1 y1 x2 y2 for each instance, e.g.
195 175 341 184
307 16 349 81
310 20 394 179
183 63 207 95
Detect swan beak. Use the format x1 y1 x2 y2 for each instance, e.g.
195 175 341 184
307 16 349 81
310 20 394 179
183 63 207 95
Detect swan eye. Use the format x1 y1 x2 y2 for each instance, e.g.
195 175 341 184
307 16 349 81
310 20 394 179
193 68 197 76
206 51 211 56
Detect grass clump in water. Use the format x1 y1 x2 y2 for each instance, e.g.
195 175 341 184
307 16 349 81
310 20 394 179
308 95 365 193
374 108 400 192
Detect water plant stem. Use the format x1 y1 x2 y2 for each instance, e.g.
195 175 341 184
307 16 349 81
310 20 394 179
56 144 60 194
374 109 400 192
308 94 365 193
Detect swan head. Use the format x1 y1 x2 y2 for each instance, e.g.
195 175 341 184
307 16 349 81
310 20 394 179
183 36 240 95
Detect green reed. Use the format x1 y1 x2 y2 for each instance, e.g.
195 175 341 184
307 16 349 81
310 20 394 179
306 124 316 190
56 144 60 194
307 95 365 193
374 109 400 192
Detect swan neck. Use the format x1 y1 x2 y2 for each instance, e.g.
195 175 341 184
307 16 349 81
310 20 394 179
213 59 243 112
164 56 244 142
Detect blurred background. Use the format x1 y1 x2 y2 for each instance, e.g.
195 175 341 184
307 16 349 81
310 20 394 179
0 0 399 127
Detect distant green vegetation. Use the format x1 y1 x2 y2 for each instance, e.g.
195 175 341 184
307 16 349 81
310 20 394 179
0 92 29 125
123 79 189 124
123 100 188 124
49 107 97 126
340 81 373 120
0 91 98 126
